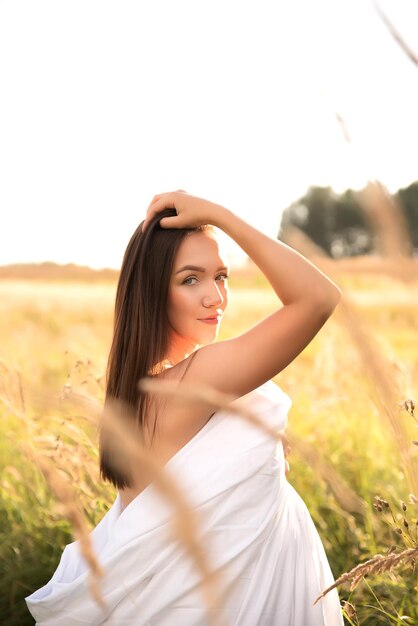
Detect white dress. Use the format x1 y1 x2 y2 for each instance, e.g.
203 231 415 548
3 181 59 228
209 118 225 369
25 381 344 625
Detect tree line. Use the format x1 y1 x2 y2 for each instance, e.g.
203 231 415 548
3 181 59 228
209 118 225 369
279 181 418 258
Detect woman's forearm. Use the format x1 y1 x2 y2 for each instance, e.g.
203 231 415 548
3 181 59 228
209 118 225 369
213 204 341 307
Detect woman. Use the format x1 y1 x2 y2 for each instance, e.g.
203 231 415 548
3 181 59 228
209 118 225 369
26 190 344 625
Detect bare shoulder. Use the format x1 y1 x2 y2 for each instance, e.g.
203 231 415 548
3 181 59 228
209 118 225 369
183 297 340 398
141 296 340 458
146 355 216 450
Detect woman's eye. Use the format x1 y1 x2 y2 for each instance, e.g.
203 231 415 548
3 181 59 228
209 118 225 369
183 276 198 285
216 274 229 281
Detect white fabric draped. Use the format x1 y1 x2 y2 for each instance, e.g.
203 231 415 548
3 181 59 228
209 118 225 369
26 381 344 625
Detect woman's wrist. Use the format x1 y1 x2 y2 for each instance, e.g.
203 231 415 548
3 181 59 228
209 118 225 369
209 203 239 232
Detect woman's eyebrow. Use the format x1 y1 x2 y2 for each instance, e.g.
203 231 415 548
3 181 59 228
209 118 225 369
175 265 229 275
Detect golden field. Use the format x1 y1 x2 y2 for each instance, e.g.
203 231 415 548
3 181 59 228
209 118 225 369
0 261 417 625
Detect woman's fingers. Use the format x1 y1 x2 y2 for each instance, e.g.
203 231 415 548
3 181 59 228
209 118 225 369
142 189 210 233
142 192 176 233
147 190 187 214
142 190 193 233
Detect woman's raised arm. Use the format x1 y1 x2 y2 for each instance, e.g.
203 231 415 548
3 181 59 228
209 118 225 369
214 203 341 307
145 191 341 398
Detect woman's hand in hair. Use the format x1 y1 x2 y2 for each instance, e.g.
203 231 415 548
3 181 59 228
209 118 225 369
141 190 224 233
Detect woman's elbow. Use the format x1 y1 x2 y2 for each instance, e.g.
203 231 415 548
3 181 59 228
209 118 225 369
320 287 342 314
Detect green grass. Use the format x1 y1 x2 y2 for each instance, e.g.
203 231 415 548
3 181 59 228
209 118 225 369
0 274 417 625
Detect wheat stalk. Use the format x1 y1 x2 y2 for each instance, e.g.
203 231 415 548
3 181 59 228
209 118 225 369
20 444 107 610
99 395 230 626
280 224 418 496
314 547 418 604
373 1 418 69
144 345 364 517
334 294 418 496
286 430 364 514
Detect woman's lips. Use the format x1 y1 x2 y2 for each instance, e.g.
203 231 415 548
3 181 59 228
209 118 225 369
198 317 220 325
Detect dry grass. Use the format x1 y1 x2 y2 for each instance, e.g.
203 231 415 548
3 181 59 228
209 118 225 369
1 181 418 623
334 294 418 496
315 547 418 604
279 182 418 616
23 448 106 610
1 266 416 624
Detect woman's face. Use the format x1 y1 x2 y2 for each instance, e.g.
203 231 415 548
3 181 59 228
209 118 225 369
167 230 230 360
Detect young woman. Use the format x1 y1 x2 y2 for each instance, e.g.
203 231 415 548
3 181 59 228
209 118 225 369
26 190 344 625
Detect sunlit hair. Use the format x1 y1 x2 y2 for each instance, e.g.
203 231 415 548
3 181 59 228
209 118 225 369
99 209 213 488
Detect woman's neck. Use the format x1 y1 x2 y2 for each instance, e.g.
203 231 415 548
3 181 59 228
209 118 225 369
164 336 199 367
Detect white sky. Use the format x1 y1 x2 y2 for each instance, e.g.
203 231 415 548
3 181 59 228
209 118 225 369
1 0 417 269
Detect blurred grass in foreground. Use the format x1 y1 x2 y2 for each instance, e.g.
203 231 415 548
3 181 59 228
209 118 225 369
0 260 417 625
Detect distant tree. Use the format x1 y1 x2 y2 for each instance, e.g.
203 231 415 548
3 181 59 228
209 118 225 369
279 186 372 258
331 189 373 257
279 182 418 257
397 182 418 251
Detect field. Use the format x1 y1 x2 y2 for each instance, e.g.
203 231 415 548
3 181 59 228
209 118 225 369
0 262 417 625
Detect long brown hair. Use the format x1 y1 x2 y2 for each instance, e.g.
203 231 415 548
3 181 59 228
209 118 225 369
99 209 211 488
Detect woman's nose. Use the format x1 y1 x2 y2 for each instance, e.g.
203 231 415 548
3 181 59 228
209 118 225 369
203 281 224 307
